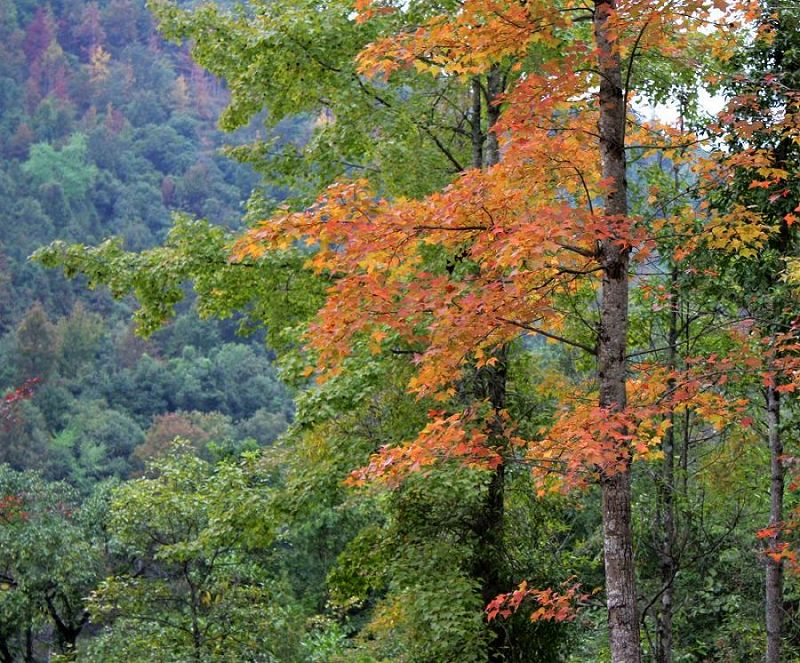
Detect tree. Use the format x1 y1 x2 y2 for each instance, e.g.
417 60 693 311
83 447 303 662
0 465 103 660
22 133 98 212
6 123 34 160
134 410 236 462
149 0 482 202
72 2 106 56
55 300 105 378
14 302 58 380
233 3 751 660
702 5 800 659
22 6 55 65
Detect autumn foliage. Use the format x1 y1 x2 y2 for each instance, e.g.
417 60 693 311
235 5 756 481
229 0 780 636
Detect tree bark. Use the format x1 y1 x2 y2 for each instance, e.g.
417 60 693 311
765 384 783 663
474 351 508 661
655 270 679 663
470 77 483 170
184 563 203 661
484 66 503 168
475 73 507 661
762 43 793 648
594 2 640 661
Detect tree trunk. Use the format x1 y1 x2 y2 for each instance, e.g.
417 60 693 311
762 51 793 650
45 592 87 654
0 636 13 663
594 1 640 661
470 77 483 170
184 565 203 661
476 75 507 660
484 66 502 168
655 270 679 663
23 623 33 663
602 471 639 662
472 345 508 661
765 384 783 663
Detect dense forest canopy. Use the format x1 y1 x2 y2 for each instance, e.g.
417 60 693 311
1 0 800 662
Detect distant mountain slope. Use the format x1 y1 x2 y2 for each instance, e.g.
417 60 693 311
0 0 265 322
0 0 295 489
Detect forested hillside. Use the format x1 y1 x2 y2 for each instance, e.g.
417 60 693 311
0 0 296 492
3 0 800 662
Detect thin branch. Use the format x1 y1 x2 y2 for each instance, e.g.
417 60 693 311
624 16 652 112
573 165 595 215
498 317 597 355
556 241 598 259
413 225 488 232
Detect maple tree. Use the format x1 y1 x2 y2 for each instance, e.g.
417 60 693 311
231 2 759 661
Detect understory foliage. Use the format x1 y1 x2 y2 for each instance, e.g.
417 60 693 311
2 0 800 662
